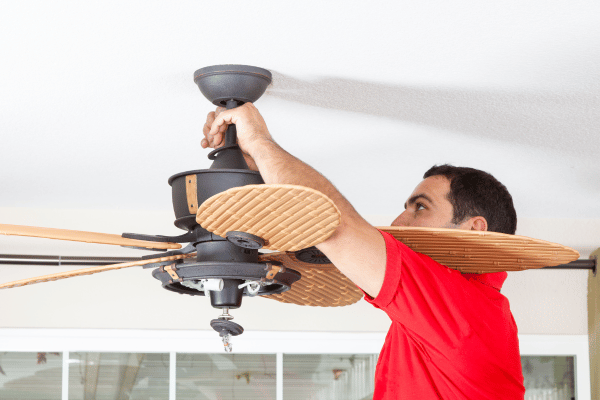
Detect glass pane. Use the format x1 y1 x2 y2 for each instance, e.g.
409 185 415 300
284 354 378 400
176 353 276 400
68 352 169 400
0 352 62 400
521 356 575 400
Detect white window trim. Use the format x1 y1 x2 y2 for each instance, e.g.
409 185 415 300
0 329 591 400
519 334 590 400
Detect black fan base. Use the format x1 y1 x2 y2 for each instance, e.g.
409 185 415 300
151 259 301 309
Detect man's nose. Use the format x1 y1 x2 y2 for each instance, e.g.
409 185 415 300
391 211 410 227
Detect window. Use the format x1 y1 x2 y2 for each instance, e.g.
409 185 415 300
176 353 276 399
284 354 377 400
0 351 62 400
68 352 169 400
0 330 591 400
522 356 575 400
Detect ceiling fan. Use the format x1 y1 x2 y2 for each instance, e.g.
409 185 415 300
0 65 582 352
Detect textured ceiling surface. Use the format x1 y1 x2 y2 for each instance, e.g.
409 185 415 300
0 0 598 227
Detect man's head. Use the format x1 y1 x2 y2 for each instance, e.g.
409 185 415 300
392 165 517 234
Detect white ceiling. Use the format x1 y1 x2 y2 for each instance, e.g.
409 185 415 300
0 0 599 227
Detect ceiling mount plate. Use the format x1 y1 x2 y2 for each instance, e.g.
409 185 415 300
194 64 272 106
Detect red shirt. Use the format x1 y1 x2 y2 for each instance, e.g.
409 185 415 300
363 231 525 399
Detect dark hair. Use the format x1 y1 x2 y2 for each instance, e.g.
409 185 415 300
423 165 517 234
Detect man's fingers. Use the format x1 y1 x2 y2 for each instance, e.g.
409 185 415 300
210 104 250 135
203 106 245 149
203 110 227 149
203 111 215 139
206 111 216 123
209 132 224 148
209 113 225 136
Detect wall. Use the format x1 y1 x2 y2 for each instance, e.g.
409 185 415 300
588 248 600 400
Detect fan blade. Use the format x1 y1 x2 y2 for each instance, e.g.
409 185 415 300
0 224 181 250
258 252 363 307
197 184 340 252
0 253 195 290
378 226 580 273
258 227 580 306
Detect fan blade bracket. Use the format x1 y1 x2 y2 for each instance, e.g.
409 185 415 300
162 264 182 283
141 244 197 268
266 263 285 280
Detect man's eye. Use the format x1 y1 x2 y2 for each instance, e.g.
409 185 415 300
415 203 426 211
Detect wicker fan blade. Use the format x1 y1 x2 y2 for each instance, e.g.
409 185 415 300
258 252 363 307
0 224 181 250
0 253 195 290
196 184 340 252
377 226 580 273
257 227 579 306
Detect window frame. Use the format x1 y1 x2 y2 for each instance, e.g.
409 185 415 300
0 329 591 400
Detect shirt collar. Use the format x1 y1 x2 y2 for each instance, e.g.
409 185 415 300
461 271 507 292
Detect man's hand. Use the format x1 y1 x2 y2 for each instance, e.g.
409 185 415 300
201 103 273 171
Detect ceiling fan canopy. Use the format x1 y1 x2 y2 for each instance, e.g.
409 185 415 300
193 64 272 107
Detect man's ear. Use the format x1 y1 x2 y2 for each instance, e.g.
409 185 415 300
462 216 488 231
471 216 488 231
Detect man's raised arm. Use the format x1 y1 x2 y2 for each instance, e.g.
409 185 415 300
203 103 386 298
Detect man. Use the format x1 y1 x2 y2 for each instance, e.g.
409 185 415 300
202 103 526 399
